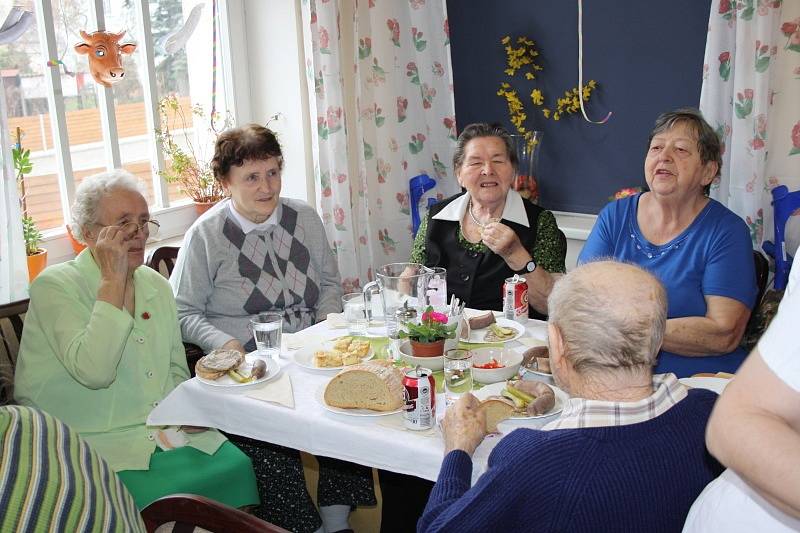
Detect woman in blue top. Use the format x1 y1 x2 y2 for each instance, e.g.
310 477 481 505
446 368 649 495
579 108 756 377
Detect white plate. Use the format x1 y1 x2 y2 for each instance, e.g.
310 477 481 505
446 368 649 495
472 381 567 419
524 368 553 378
679 377 730 394
315 384 402 417
196 354 281 388
462 317 525 344
293 340 375 372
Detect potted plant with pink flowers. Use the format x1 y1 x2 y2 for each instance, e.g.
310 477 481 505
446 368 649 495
400 306 458 357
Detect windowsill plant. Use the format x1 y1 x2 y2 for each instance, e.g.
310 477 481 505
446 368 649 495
13 128 47 281
155 94 232 213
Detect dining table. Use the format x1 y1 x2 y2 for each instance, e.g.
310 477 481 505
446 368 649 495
147 314 556 485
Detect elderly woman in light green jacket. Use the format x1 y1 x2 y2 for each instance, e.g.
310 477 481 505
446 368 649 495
13 170 258 510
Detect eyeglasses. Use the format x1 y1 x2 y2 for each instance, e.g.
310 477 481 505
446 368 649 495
96 220 160 238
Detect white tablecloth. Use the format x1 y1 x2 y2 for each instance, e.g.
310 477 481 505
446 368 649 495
147 318 553 483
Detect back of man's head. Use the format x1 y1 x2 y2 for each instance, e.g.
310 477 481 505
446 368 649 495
547 260 667 376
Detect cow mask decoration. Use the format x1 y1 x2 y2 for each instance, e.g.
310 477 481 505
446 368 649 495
74 30 137 88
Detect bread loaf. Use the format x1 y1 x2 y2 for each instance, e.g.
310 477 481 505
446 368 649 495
480 397 515 432
324 360 404 412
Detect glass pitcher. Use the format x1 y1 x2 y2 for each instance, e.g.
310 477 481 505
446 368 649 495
363 263 431 340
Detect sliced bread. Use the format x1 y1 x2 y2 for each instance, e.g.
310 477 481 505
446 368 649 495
480 396 516 432
324 360 404 412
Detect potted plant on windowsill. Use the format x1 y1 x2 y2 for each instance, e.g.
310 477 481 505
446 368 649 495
22 216 46 281
13 128 47 281
155 94 231 215
400 306 458 357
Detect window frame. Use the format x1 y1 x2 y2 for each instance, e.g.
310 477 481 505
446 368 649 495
27 0 246 265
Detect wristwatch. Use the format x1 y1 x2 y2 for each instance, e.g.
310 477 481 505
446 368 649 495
513 259 536 275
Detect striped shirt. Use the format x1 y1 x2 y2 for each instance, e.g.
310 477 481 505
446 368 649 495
543 373 689 430
0 405 145 533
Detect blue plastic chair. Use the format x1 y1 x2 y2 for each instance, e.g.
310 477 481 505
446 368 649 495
762 185 800 291
410 174 437 236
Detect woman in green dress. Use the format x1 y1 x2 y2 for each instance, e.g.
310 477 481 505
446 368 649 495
13 170 259 510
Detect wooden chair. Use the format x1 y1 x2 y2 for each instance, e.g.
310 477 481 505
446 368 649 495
146 246 181 278
141 494 290 533
145 246 205 375
741 251 778 351
0 299 29 404
753 250 769 308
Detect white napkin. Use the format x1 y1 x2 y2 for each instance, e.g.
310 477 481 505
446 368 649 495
155 427 189 450
245 373 295 408
283 332 326 350
325 313 385 331
326 312 348 329
517 337 548 348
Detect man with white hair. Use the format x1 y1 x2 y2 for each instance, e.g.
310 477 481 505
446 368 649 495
418 261 723 533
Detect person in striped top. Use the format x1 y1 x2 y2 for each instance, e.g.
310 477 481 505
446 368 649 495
0 404 146 532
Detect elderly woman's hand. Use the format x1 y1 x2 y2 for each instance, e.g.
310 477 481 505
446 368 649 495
481 221 525 261
442 393 487 456
94 225 134 281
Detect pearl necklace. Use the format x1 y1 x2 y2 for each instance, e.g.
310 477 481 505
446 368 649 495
467 198 499 229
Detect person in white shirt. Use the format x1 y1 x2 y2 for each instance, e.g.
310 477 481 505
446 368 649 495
684 245 800 531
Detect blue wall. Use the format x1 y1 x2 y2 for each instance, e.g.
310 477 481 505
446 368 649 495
447 0 712 214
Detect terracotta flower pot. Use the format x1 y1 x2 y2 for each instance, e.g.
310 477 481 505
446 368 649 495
410 339 446 357
27 248 48 282
66 225 87 254
193 200 219 216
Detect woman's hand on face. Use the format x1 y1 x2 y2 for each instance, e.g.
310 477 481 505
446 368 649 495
93 225 133 281
481 221 524 259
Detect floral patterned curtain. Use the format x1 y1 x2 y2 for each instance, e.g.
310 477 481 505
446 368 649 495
0 77 29 304
300 0 459 293
700 0 800 250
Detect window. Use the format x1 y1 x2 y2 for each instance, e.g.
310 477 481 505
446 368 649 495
1 0 234 241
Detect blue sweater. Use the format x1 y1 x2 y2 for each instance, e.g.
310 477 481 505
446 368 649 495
578 194 756 377
419 389 722 533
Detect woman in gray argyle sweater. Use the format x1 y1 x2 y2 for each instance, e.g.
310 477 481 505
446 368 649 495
171 124 374 533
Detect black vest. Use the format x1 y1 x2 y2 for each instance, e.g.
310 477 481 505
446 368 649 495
424 194 546 319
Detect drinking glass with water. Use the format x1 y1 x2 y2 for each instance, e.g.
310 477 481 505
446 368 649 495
444 348 473 405
342 293 368 336
249 312 282 360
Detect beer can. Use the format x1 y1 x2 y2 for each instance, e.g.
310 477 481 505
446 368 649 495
502 274 529 323
403 367 436 430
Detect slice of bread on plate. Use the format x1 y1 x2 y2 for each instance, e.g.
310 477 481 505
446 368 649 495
195 349 244 380
480 396 516 432
324 360 404 411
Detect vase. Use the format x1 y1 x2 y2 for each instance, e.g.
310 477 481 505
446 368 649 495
193 200 218 216
509 132 542 204
66 225 87 254
27 248 48 282
410 339 446 357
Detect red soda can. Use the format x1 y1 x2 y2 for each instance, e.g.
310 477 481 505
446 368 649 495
502 274 529 323
403 367 436 430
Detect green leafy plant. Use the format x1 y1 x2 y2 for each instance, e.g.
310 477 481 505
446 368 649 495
13 128 43 256
21 216 42 256
400 306 457 343
155 94 231 203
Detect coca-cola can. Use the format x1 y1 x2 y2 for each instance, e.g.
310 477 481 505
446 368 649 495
403 367 436 430
502 274 529 323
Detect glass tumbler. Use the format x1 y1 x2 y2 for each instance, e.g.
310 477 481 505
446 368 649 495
342 292 368 336
444 348 473 405
249 312 282 360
